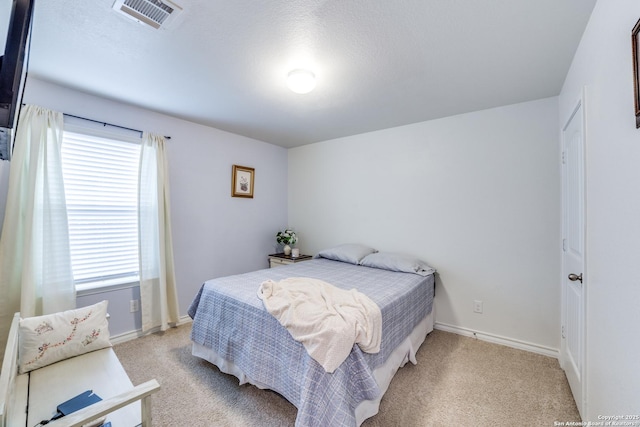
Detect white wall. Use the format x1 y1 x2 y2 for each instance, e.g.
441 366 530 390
0 161 8 235
289 97 561 352
10 78 288 336
559 0 640 418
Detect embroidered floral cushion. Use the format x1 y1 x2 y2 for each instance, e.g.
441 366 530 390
18 300 112 374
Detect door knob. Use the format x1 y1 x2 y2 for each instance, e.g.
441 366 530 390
568 273 582 283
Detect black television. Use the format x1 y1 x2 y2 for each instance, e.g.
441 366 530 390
0 0 34 131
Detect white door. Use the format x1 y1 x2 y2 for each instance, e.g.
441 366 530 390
561 94 586 417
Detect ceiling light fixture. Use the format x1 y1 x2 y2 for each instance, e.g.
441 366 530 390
287 69 316 94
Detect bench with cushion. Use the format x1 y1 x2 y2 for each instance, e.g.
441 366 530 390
0 301 160 427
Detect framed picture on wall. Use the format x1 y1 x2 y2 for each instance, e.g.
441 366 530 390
632 18 640 128
231 165 255 198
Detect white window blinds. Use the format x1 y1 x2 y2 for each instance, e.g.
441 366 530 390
61 129 141 289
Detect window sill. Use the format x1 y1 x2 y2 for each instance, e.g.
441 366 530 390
76 277 140 297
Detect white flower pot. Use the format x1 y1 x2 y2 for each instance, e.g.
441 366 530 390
283 245 291 255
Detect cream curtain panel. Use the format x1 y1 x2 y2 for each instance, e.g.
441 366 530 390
138 132 179 332
0 105 75 355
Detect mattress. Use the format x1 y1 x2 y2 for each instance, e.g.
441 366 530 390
188 258 435 426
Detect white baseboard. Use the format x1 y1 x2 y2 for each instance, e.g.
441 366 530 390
434 322 560 359
110 317 559 360
110 315 192 345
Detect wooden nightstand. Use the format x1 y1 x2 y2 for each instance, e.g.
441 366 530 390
268 253 313 268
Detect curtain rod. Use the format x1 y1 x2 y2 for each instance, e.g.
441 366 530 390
20 104 172 139
63 113 171 140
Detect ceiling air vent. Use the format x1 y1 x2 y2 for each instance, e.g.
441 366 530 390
112 0 183 29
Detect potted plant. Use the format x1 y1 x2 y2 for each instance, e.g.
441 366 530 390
276 229 297 255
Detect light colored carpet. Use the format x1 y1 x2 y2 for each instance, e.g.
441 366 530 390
113 324 579 426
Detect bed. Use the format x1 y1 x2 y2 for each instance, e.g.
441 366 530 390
188 247 435 426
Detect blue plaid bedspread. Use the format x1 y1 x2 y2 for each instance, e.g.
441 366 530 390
188 258 434 426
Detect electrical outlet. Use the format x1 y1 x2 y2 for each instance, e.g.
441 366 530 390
130 299 139 313
473 300 483 314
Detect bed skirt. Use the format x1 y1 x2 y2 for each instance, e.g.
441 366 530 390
192 309 434 426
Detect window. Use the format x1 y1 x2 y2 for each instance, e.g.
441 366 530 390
60 125 141 291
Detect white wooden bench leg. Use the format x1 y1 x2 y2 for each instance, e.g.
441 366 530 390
141 395 152 426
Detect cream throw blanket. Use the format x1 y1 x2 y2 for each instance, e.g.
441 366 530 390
258 277 382 373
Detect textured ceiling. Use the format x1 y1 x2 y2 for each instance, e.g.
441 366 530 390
19 0 596 148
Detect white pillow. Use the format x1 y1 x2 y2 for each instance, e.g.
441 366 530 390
316 243 378 265
359 252 436 276
18 300 112 374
